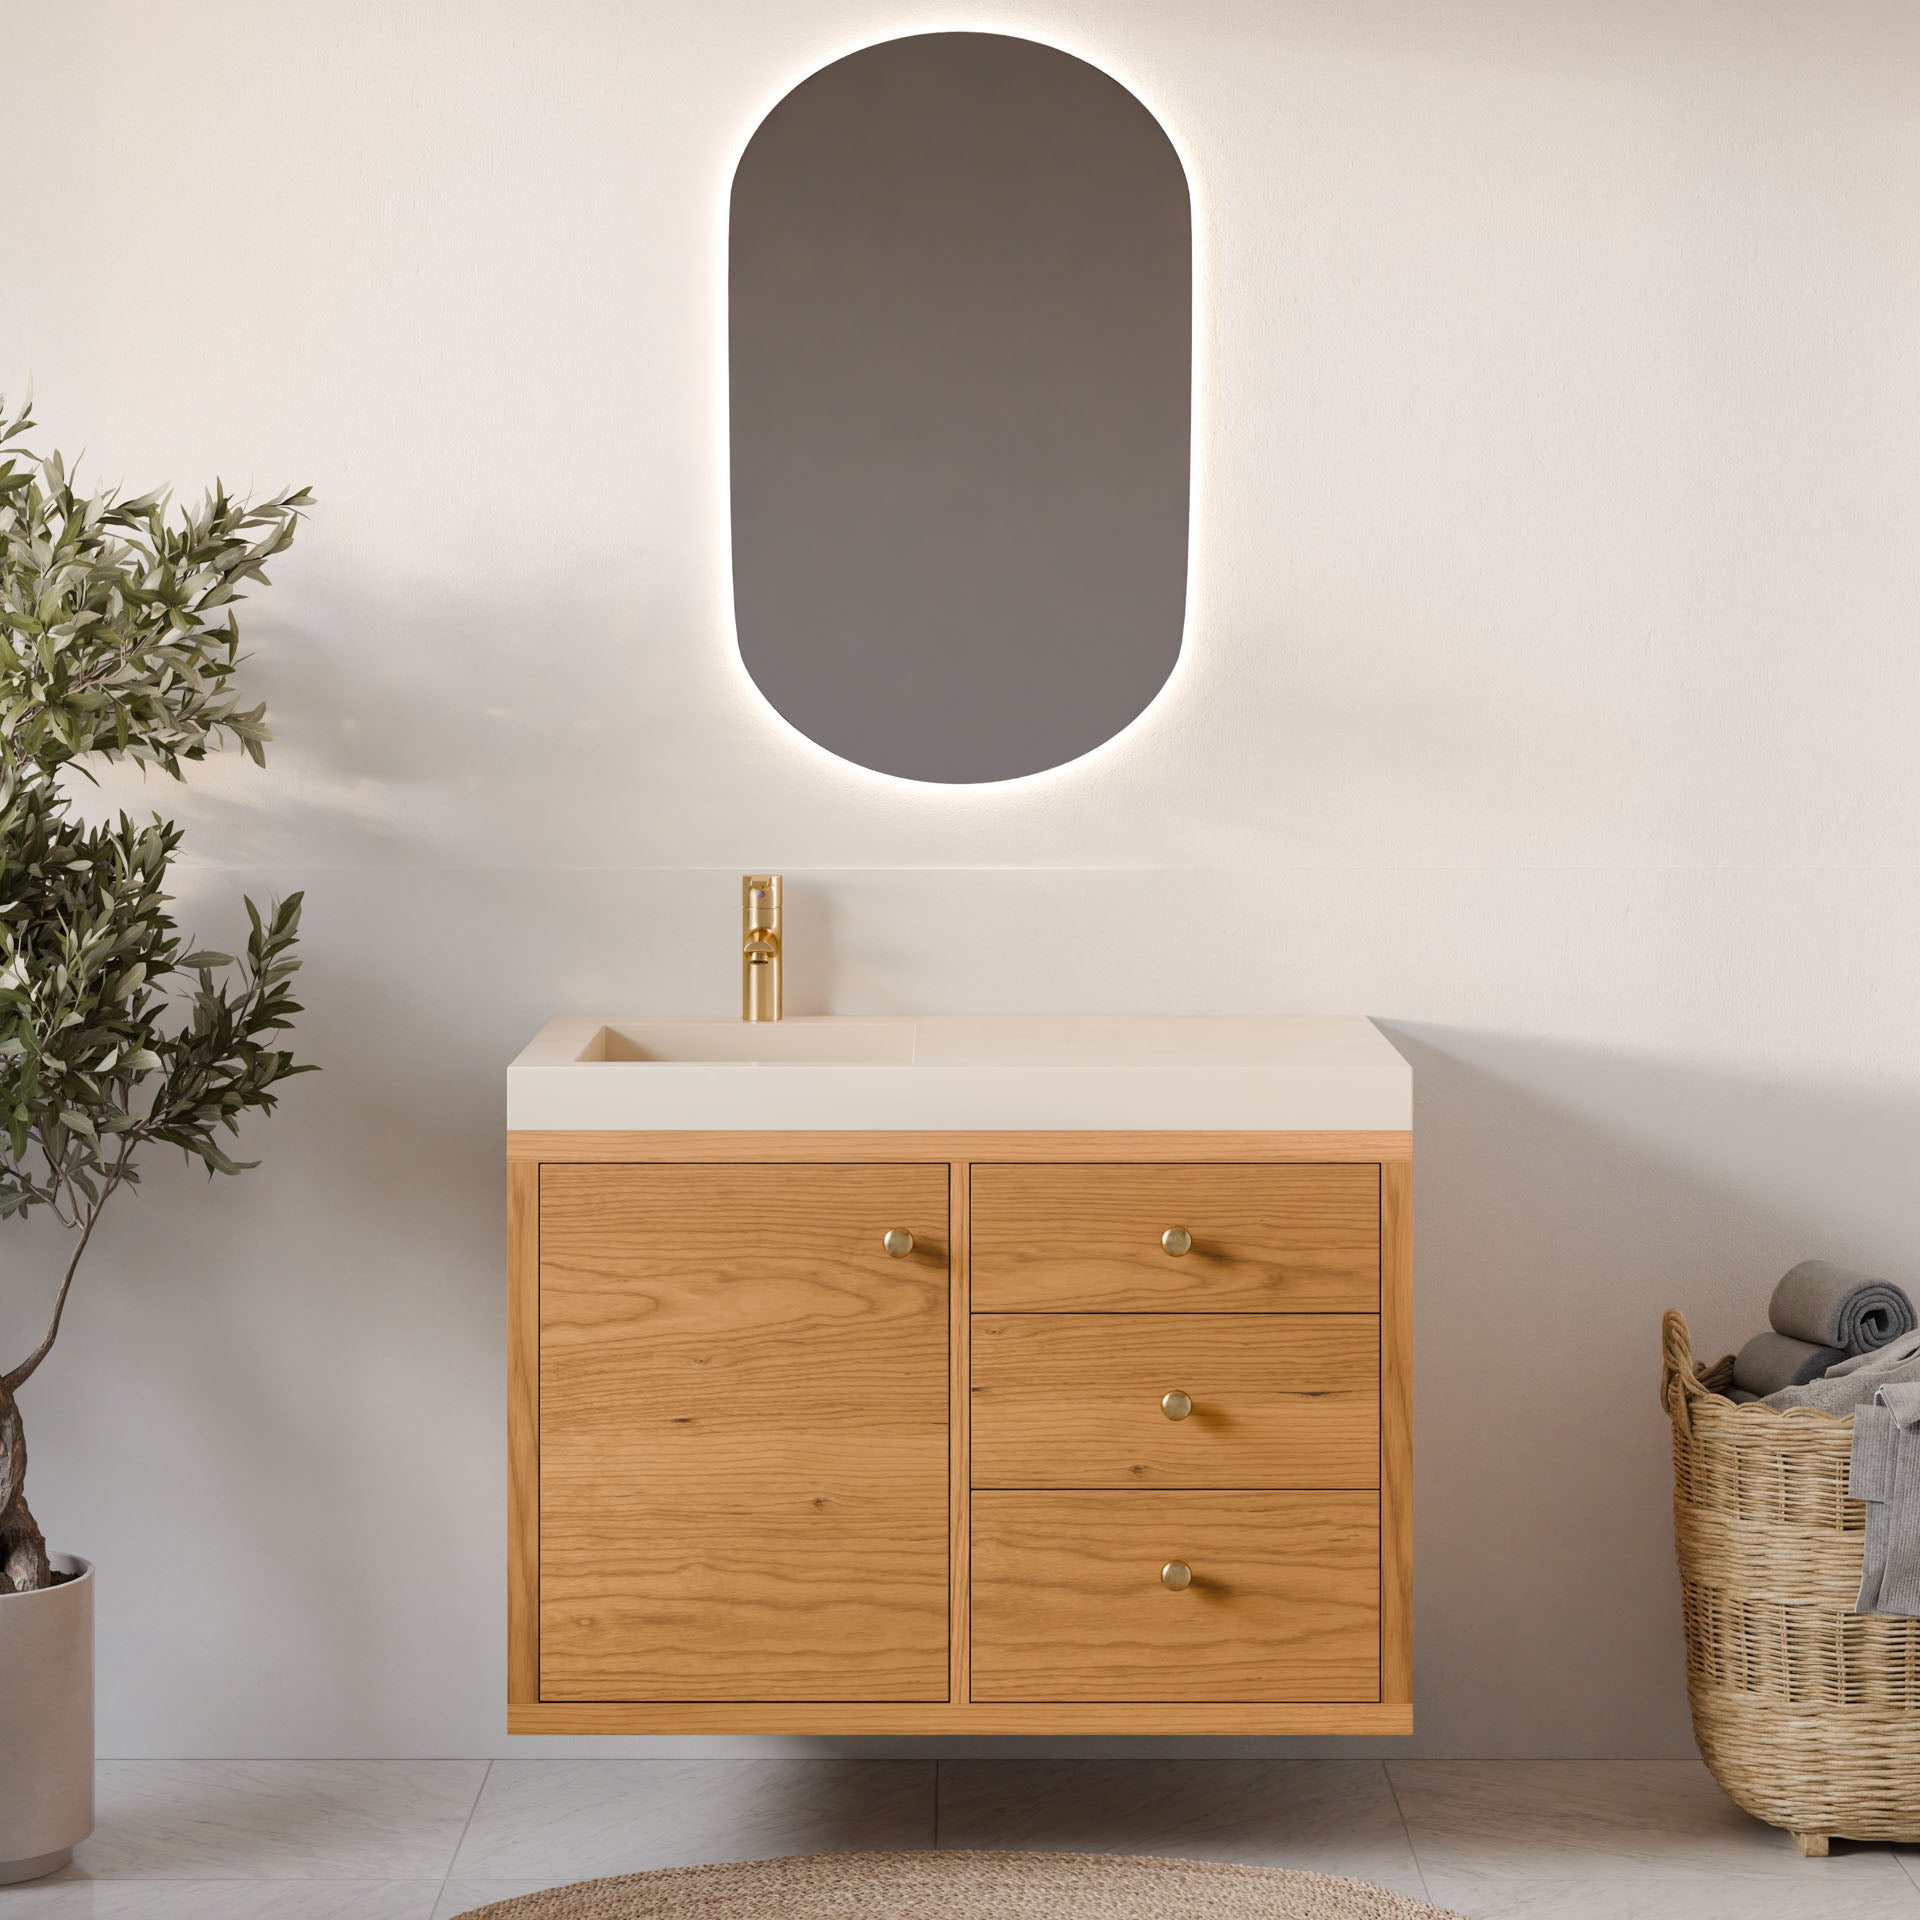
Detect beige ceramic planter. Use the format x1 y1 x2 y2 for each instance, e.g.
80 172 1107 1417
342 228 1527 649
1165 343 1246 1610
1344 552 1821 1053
0 1554 93 1883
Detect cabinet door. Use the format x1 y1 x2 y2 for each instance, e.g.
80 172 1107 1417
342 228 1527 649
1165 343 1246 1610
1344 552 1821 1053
538 1162 949 1702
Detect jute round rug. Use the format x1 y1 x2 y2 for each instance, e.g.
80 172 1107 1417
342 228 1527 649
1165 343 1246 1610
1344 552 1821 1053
450 1850 1464 1919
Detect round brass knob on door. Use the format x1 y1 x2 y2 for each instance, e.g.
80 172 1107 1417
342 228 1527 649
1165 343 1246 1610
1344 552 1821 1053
1161 1227 1192 1256
1160 1390 1193 1421
883 1228 915 1258
1161 1560 1193 1591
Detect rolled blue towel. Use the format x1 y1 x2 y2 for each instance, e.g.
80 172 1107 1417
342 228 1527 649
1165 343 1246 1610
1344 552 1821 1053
1732 1328 1847 1397
1771 1260 1917 1355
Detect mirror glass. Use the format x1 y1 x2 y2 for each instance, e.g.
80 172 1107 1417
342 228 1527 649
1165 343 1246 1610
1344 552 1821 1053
729 32 1191 784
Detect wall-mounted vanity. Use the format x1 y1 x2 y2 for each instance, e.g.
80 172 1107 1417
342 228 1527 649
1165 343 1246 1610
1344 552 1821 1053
506 1016 1411 1734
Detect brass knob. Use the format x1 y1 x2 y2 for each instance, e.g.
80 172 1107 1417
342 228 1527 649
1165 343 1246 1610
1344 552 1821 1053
1161 1560 1193 1591
1161 1227 1192 1256
883 1228 914 1258
1161 1389 1193 1421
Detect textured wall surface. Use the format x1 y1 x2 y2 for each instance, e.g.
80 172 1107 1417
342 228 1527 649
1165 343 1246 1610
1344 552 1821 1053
2 0 1917 1758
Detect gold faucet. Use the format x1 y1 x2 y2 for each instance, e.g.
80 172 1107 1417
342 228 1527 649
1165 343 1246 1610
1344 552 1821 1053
741 874 782 1022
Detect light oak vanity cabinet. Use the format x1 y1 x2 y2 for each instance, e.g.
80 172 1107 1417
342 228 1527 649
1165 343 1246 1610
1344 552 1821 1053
510 1021 1411 1736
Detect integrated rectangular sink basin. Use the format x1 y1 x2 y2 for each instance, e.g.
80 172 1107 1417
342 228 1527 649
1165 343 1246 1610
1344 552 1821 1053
590 1019 915 1065
509 1016 1410 1135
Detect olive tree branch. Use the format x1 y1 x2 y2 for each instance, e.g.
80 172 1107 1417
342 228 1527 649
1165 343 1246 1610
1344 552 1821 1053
1 1137 131 1394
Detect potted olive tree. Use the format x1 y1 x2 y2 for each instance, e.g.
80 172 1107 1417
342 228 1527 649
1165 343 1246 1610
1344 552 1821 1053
0 402 312 1882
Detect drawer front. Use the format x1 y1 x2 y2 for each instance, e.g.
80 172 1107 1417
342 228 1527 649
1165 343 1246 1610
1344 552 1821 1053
971 1314 1379 1489
970 1164 1379 1313
971 1490 1379 1701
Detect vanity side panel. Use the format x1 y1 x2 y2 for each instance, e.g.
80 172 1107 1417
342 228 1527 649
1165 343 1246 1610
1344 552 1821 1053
1381 1153 1414 1713
507 1155 540 1708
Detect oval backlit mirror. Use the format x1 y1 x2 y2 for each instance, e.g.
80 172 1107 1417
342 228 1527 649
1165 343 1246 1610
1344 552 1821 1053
729 32 1192 784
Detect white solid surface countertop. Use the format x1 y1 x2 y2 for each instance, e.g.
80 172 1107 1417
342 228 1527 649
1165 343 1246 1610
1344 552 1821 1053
506 1015 1411 1133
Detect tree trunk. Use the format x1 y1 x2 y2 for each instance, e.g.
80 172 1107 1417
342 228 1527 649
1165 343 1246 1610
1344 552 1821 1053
0 1379 50 1594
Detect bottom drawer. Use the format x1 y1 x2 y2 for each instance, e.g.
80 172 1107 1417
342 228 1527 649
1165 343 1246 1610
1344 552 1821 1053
971 1490 1379 1702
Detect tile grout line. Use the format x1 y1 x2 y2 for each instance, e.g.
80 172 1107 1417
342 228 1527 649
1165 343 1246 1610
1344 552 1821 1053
433 1759 493 1916
1380 1761 1435 1905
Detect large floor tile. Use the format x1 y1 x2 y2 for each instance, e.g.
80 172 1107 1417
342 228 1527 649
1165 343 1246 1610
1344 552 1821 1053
1429 1873 1920 1919
0 1880 443 1919
1389 1761 1920 1914
936 1759 1428 1897
449 1760 937 1880
76 1761 489 1880
434 1883 558 1920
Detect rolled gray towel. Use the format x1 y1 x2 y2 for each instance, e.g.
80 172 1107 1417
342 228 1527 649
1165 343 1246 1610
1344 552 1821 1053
1771 1260 1917 1355
1733 1328 1847 1396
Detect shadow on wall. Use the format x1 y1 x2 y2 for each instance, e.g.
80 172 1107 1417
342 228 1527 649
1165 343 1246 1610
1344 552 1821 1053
1382 1023 1920 1758
72 571 724 872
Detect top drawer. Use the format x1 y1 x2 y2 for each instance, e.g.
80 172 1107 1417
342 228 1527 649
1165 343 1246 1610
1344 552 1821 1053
971 1163 1380 1313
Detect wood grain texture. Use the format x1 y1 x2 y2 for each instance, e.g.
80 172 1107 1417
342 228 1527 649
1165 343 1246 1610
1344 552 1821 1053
970 1314 1380 1488
1380 1154 1413 1712
971 1490 1380 1702
508 1699 1415 1735
537 1161 950 1701
507 1156 540 1706
509 1130 1412 1164
971 1163 1380 1313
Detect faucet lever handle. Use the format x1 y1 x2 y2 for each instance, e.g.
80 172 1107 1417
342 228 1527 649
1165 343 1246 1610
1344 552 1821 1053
743 874 780 927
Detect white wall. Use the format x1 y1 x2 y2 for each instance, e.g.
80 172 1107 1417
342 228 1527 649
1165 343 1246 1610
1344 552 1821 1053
3 0 1918 1758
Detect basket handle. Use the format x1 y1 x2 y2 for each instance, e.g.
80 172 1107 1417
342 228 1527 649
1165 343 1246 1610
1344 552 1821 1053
1662 1308 1710 1439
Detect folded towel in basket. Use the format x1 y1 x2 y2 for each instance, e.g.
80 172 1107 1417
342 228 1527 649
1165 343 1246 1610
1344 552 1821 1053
1732 1328 1847 1397
1771 1260 1917 1354
1766 1328 1920 1414
1850 1381 1920 1618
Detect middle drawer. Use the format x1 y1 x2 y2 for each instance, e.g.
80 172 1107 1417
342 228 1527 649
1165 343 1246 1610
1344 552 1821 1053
971 1313 1380 1489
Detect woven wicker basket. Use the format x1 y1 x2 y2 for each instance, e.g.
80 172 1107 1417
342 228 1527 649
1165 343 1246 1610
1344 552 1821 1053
1662 1309 1920 1856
